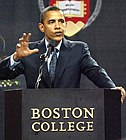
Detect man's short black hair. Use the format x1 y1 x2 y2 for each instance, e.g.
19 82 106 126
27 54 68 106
40 6 61 23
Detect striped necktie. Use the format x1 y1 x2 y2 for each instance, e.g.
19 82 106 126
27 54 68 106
49 48 58 85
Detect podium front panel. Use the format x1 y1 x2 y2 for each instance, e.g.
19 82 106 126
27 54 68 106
20 89 120 140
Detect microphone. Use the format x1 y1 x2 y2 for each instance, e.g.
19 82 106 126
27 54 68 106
40 39 56 62
45 40 56 58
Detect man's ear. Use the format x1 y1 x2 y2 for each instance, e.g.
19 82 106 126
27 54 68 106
38 23 44 32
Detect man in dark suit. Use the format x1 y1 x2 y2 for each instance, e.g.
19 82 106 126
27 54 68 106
0 6 125 102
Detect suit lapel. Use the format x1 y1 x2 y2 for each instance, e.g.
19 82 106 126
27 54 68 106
42 62 52 87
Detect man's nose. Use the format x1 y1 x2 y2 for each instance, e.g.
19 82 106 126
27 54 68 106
55 21 60 29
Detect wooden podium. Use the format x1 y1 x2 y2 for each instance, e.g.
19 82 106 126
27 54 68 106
0 89 121 140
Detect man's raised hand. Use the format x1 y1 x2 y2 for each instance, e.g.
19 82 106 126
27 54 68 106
13 33 39 61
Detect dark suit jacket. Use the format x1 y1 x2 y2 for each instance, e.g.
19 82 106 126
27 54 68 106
0 38 116 88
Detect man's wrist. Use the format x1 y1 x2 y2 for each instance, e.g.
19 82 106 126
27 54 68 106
9 54 20 70
13 52 20 62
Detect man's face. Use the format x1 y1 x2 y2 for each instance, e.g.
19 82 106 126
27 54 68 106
39 10 66 44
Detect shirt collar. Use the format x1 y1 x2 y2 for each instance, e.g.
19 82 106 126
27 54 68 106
45 38 62 51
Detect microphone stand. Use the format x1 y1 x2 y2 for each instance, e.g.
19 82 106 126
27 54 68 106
35 39 56 89
35 53 48 89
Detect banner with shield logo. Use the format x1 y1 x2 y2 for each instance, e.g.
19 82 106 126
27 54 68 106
38 0 102 37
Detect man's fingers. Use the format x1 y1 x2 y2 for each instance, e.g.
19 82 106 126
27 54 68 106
121 92 126 104
19 33 32 44
16 43 21 48
114 86 126 104
30 49 39 54
121 88 126 104
117 87 126 104
18 33 32 48
26 33 32 42
19 38 24 44
22 33 27 40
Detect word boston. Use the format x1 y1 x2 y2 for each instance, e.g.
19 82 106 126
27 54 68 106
31 107 95 132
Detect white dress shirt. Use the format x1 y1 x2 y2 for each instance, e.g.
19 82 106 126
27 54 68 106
45 39 62 71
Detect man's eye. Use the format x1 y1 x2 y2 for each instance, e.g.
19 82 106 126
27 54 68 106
48 21 54 24
59 19 65 23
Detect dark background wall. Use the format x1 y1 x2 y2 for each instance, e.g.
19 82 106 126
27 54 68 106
0 0 126 138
